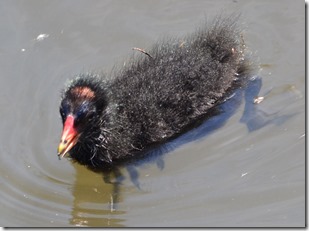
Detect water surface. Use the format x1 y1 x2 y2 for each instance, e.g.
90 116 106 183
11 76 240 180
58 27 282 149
0 0 305 227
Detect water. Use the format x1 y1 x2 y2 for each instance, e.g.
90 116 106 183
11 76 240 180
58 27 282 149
0 0 305 227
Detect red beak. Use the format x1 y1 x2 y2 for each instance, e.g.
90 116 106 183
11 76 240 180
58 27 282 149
57 115 79 158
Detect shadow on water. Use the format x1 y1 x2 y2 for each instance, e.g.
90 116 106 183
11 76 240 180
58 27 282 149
69 76 293 223
239 76 295 131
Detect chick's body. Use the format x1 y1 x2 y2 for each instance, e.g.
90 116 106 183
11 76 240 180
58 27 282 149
58 16 253 171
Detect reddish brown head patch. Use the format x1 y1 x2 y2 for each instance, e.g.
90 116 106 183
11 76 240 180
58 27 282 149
70 86 95 100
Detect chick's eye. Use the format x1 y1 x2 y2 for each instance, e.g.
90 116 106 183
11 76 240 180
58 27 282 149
60 101 70 121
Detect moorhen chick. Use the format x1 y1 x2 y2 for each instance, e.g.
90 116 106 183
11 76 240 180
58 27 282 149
57 15 254 172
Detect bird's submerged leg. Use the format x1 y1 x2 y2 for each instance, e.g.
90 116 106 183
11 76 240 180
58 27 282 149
102 168 124 212
102 167 125 184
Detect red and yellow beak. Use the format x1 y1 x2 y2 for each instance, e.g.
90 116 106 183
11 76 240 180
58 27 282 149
57 115 79 158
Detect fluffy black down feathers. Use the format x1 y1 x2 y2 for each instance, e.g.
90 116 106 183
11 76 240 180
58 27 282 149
59 15 254 171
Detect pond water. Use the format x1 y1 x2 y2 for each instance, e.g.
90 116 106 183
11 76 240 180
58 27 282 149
0 0 305 227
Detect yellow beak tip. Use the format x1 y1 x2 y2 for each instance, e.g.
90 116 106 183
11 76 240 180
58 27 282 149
57 144 66 156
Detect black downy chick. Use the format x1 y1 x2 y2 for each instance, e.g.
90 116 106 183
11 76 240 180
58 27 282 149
57 15 254 172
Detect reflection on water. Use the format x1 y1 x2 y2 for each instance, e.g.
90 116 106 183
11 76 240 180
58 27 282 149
70 163 126 227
